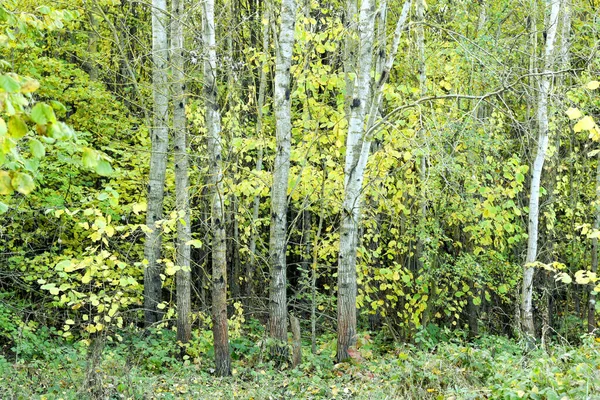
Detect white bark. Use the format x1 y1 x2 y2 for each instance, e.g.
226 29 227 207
268 0 296 351
203 0 231 376
143 0 169 326
171 0 191 345
336 0 411 363
522 0 562 339
337 0 376 363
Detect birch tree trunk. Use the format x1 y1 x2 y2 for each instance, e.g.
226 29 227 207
143 0 169 326
521 0 561 340
268 0 296 356
336 0 411 363
203 0 231 376
337 0 376 363
171 0 191 345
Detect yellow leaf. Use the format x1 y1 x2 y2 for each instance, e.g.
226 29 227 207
586 80 600 90
565 107 582 120
65 319 75 325
132 202 147 215
81 272 92 284
573 116 596 132
20 79 40 93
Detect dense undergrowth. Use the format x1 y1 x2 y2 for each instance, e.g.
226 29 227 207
1 323 598 400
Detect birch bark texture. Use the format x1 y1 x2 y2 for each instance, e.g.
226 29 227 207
171 0 191 345
521 0 562 339
268 0 297 351
203 0 231 376
143 0 169 326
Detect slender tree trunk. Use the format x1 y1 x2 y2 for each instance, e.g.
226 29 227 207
203 0 231 376
343 0 358 119
246 5 270 306
232 196 241 302
589 154 600 333
336 0 411 363
415 0 427 271
268 0 297 357
144 0 169 326
310 164 326 354
85 8 98 81
521 0 561 341
290 314 302 367
171 0 191 345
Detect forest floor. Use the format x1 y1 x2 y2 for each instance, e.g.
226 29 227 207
1 328 599 399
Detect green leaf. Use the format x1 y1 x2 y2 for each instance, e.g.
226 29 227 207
11 172 35 195
0 202 8 214
0 171 10 195
96 159 113 176
30 103 56 125
472 297 482 306
515 172 525 183
29 138 45 158
49 100 67 114
0 118 6 136
0 74 20 93
7 116 28 139
38 5 51 14
186 239 203 248
82 148 98 169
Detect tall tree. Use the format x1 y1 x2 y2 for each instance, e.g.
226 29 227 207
268 0 297 355
203 0 231 376
336 0 411 362
144 0 169 326
336 0 376 362
171 0 191 345
521 0 562 340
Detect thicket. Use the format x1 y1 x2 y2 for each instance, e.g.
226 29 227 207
0 0 599 398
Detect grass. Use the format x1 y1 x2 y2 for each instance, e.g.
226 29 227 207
1 329 599 399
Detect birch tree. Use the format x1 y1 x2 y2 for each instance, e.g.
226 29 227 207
171 0 191 345
143 0 169 326
268 0 296 354
521 0 562 340
203 0 231 376
337 0 410 362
